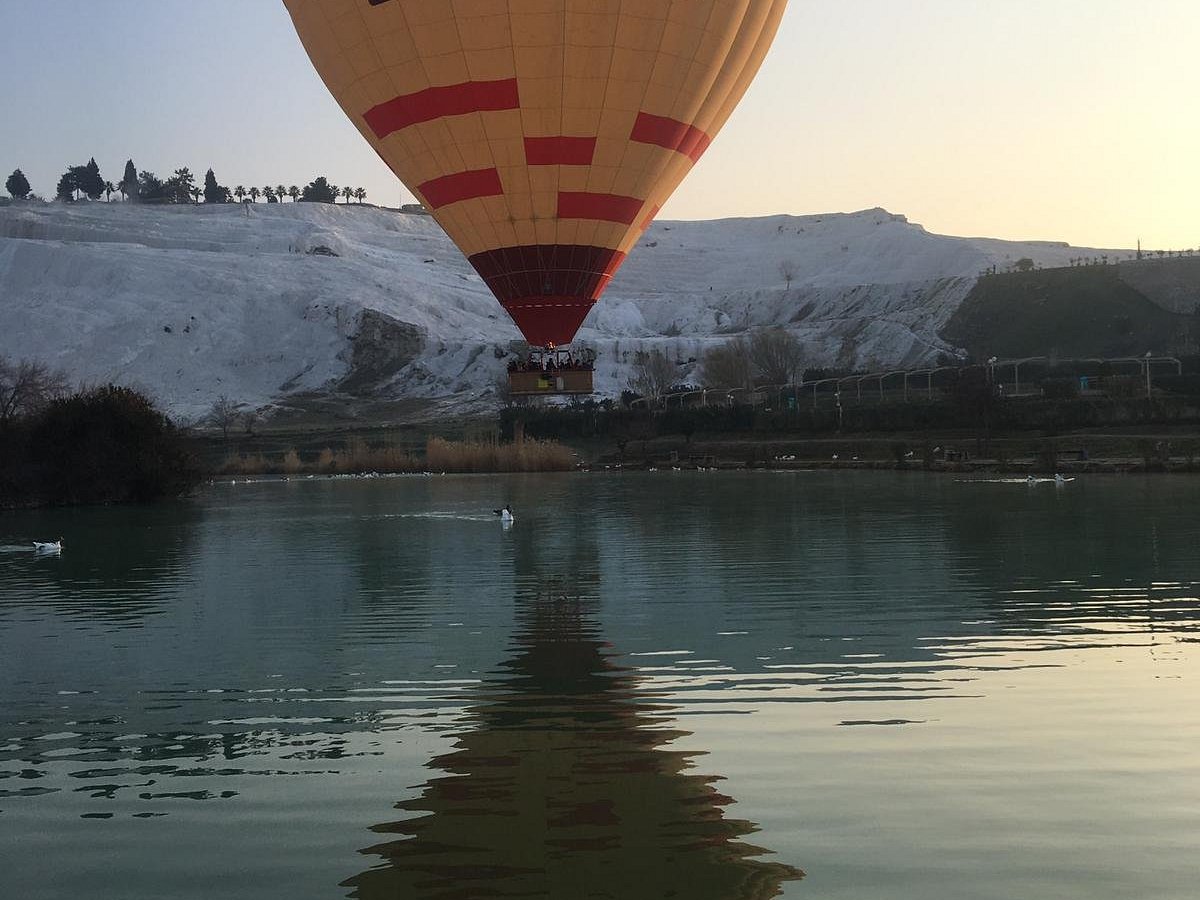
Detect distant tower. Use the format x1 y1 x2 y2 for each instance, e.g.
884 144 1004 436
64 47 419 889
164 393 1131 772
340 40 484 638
1137 239 1142 261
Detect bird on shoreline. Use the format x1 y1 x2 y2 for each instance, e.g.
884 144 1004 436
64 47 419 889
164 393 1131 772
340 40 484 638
33 538 63 553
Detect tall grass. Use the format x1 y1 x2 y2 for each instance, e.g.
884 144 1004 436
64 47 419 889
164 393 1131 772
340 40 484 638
425 437 573 472
218 452 272 475
215 436 573 475
326 437 419 473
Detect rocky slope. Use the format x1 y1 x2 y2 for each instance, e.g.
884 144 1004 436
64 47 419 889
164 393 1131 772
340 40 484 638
0 201 1127 420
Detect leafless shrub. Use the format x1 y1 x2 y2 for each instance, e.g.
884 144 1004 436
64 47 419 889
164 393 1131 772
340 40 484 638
779 259 797 289
207 395 239 439
630 347 677 403
749 327 804 385
701 337 754 391
0 356 69 426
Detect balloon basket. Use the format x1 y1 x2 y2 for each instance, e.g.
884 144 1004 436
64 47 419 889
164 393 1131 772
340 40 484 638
508 347 595 396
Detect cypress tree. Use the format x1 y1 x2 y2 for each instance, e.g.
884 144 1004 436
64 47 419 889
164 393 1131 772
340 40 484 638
5 169 31 200
121 159 138 202
300 176 338 203
203 168 225 203
81 158 105 200
55 169 79 202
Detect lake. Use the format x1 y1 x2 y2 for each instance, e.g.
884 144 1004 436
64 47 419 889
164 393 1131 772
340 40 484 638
2 471 1199 899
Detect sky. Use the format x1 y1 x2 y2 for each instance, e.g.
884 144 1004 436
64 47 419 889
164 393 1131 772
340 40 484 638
2 0 1197 250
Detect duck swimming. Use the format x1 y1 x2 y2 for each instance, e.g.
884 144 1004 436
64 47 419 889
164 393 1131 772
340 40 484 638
33 538 63 553
493 505 514 523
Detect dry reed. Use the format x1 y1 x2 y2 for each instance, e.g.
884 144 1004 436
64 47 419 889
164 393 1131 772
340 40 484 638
329 437 419 473
425 437 573 472
217 452 271 475
214 436 571 476
281 449 303 474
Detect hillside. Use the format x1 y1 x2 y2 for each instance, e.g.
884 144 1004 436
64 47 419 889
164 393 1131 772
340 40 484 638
0 201 1131 421
942 263 1199 360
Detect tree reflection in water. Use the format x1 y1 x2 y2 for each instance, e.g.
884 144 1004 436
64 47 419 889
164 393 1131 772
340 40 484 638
343 584 803 899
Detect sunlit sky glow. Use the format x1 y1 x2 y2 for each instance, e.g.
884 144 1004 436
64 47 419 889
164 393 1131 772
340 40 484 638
3 0 1197 249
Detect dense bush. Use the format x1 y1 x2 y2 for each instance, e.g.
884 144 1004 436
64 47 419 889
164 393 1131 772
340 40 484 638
0 385 202 506
500 390 1200 447
1156 374 1200 396
1041 377 1081 399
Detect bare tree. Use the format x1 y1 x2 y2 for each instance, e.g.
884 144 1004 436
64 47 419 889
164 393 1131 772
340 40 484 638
701 337 754 391
779 259 797 290
0 356 68 426
750 327 804 385
207 395 239 439
630 348 677 403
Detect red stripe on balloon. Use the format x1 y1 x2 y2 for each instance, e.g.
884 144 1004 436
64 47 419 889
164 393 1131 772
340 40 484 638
469 244 626 303
501 301 594 348
418 168 503 209
524 136 596 166
363 78 520 139
557 192 644 225
640 204 661 232
469 244 627 346
629 112 712 162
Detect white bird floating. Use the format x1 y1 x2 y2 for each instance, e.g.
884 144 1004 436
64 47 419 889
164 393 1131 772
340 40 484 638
33 538 63 553
493 505 514 524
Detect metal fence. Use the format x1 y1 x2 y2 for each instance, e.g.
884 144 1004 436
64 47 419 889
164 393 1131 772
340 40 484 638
631 356 1183 411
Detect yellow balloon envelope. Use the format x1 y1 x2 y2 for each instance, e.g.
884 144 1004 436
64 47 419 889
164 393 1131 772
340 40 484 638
285 0 787 347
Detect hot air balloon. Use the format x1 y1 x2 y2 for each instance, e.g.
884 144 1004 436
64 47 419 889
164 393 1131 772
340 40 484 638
284 0 787 393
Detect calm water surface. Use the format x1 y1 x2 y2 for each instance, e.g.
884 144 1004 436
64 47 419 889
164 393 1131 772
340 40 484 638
2 472 1199 899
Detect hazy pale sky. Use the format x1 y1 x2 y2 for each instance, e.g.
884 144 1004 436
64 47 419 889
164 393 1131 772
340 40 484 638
3 0 1196 249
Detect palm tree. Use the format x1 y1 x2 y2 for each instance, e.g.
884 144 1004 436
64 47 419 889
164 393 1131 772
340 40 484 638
234 185 246 203
104 181 115 202
249 186 261 203
288 185 300 202
341 185 354 204
262 186 276 203
190 186 203 204
354 187 366 204
275 184 286 201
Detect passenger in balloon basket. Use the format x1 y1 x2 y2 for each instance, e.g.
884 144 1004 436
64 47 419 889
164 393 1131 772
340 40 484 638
507 348 595 374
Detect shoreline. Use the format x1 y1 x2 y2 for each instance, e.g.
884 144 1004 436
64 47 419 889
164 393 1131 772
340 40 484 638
580 457 1192 475
4 460 1192 510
